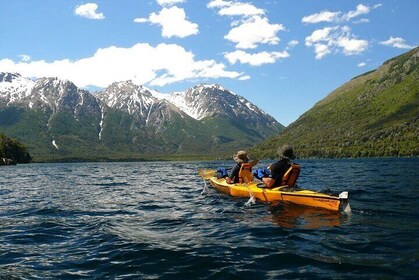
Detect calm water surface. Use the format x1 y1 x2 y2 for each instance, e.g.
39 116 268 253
0 158 418 279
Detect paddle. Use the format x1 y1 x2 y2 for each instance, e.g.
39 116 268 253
198 169 217 180
244 183 256 206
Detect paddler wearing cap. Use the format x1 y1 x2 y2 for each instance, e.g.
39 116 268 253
225 150 250 184
262 145 296 189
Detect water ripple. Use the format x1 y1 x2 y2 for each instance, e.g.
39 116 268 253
0 158 418 279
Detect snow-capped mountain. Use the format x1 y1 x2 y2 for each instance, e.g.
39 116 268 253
0 73 100 115
97 81 192 128
155 83 279 127
0 73 34 105
29 77 101 116
99 81 280 134
0 72 284 160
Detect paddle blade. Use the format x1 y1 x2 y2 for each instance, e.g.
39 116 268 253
250 159 259 167
198 169 217 179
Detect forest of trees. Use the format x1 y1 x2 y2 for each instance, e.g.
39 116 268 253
0 133 32 164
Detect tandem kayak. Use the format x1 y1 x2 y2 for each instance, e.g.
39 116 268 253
207 176 351 212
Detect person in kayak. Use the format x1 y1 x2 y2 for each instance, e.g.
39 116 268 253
262 145 296 189
226 150 250 184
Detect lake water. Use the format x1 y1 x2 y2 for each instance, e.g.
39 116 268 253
0 158 418 279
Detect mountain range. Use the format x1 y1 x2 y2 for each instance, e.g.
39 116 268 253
0 73 283 161
251 47 419 158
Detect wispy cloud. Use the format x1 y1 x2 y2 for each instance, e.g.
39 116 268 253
358 62 366 67
302 10 341 24
302 4 377 59
353 18 369 24
18 54 31 62
305 26 368 59
287 40 299 48
379 36 415 49
157 0 185 6
302 4 380 24
0 43 243 88
225 50 289 66
74 3 105 20
341 4 370 21
212 1 264 17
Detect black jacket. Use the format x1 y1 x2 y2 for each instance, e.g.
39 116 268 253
269 158 291 187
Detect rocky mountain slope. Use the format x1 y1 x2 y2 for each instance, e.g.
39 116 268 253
251 47 419 159
0 74 283 161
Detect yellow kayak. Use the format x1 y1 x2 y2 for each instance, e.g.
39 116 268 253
208 177 350 212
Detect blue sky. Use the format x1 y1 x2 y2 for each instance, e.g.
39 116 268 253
0 0 417 125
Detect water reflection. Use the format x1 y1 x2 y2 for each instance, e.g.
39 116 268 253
267 202 348 229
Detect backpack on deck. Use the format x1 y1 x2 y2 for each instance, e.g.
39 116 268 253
216 167 228 179
238 162 254 183
280 163 301 187
253 167 270 180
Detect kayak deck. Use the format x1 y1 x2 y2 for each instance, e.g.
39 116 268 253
208 177 349 212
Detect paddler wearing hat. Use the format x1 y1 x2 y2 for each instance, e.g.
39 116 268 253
262 145 296 189
225 150 250 184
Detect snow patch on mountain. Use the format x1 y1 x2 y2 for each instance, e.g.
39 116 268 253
52 140 59 150
99 105 105 140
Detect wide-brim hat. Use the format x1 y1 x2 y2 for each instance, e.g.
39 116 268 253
233 150 249 163
277 145 296 160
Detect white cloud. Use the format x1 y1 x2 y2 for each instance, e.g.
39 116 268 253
207 0 232 9
208 0 265 17
208 1 286 50
305 26 368 59
74 3 105 20
337 34 368 55
148 6 198 38
379 36 414 49
208 0 264 17
157 0 185 6
305 26 335 45
238 75 251 80
342 4 370 21
225 16 284 49
134 18 148 23
353 18 369 24
358 62 366 67
225 50 289 66
302 3 379 24
314 44 331 60
217 2 264 17
287 40 299 48
0 43 243 88
302 10 341 24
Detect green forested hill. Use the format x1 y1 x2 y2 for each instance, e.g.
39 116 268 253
0 133 32 163
251 47 419 159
